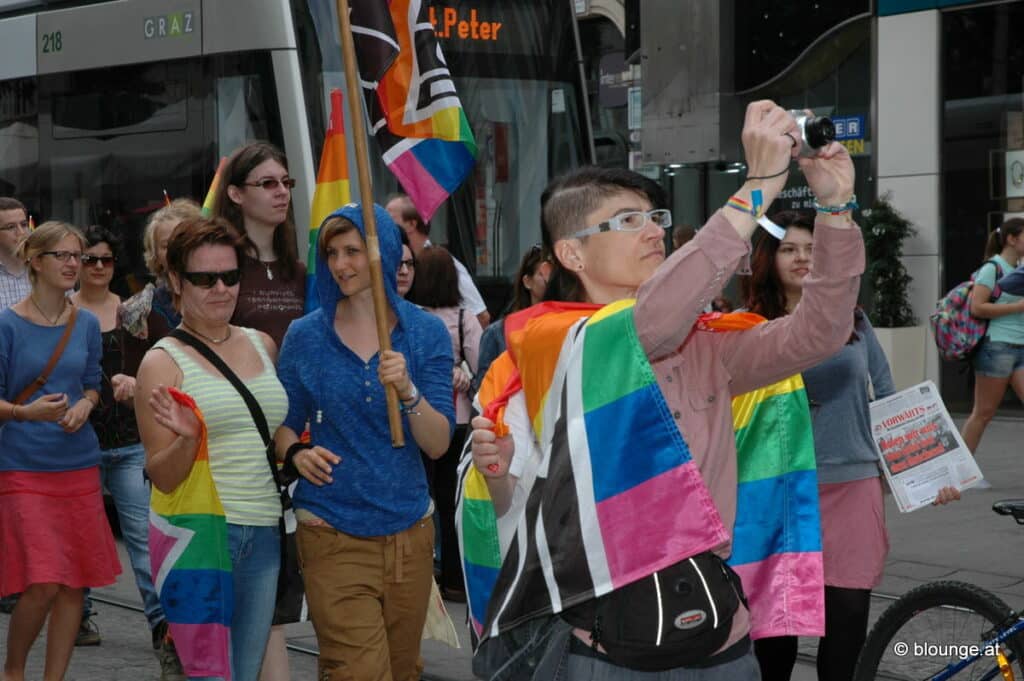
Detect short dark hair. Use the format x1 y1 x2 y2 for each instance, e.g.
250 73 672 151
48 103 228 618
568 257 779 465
541 166 666 303
407 246 461 308
386 193 430 236
0 195 25 214
165 216 246 309
82 224 122 261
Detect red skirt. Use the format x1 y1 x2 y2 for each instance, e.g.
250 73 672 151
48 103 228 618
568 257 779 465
0 468 122 596
819 476 889 589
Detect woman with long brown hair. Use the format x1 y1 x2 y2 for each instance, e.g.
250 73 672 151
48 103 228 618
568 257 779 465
211 141 305 348
743 211 958 681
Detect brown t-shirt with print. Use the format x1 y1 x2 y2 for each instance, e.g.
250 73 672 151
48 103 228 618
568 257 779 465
231 255 306 348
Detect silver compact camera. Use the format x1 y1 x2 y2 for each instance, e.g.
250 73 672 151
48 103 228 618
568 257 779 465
788 110 836 158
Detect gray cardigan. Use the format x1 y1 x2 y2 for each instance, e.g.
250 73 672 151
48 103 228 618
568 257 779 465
802 311 896 484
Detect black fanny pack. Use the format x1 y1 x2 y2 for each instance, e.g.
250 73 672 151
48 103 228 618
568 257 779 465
561 551 744 671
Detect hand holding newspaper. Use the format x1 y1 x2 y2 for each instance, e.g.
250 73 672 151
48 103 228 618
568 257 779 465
870 381 983 512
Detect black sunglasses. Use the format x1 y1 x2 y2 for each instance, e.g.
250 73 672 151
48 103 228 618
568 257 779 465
182 269 242 288
82 254 116 267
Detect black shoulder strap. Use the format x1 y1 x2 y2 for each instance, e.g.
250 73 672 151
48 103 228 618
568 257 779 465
169 329 283 490
458 307 466 363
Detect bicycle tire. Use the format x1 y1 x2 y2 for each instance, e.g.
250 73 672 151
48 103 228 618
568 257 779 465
854 580 1024 681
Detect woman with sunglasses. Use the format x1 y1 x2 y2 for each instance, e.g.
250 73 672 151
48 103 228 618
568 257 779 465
468 101 866 677
70 225 172 658
274 204 454 681
211 142 307 681
211 142 305 349
135 216 287 681
0 222 120 681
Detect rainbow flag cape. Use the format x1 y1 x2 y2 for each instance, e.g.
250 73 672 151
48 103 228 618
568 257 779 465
457 305 824 644
200 157 227 218
306 88 351 312
148 387 233 680
700 314 825 639
350 0 476 221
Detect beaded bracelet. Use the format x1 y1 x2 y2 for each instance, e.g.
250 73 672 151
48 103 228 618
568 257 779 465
812 194 858 215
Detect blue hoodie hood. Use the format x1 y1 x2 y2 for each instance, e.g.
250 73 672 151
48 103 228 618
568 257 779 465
315 202 404 325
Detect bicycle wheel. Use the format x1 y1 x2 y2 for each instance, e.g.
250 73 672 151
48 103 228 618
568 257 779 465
854 581 1024 681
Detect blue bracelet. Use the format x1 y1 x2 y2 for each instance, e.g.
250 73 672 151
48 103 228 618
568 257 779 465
812 194 858 214
400 386 423 415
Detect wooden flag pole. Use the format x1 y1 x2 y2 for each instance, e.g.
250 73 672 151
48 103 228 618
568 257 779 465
336 0 405 448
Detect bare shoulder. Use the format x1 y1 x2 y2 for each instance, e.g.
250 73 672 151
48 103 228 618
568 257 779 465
137 345 182 387
254 329 278 363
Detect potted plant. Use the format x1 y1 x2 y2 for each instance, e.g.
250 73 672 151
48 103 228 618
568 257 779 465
860 192 927 389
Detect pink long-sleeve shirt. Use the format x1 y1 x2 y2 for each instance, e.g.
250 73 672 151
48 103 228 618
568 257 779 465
633 210 865 648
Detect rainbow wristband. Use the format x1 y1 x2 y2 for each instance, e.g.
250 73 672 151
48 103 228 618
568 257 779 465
725 189 765 218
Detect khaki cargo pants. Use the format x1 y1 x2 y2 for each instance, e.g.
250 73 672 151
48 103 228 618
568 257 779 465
296 517 434 681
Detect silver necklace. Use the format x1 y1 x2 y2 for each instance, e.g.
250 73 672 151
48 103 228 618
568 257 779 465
260 260 274 281
181 321 232 345
30 295 66 326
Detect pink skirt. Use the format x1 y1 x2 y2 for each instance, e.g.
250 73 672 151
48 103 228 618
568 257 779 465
0 468 122 596
819 476 889 589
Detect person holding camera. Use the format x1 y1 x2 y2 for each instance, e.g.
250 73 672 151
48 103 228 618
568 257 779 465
467 100 864 678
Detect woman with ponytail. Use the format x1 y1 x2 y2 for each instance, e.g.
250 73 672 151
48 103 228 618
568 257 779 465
961 217 1024 466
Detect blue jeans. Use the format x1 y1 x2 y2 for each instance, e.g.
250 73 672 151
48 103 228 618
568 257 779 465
193 523 281 681
973 339 1024 377
83 442 165 630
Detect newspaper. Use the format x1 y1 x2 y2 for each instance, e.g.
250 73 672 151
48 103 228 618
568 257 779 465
870 380 983 513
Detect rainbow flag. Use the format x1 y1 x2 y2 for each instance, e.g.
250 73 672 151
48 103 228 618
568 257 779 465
350 0 476 221
457 306 824 644
305 88 351 312
201 157 228 218
700 314 824 639
148 387 233 680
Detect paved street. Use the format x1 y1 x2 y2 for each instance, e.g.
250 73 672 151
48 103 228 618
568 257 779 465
2 415 1022 680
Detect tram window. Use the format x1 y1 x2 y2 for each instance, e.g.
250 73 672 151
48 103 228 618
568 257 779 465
50 63 188 139
0 78 39 203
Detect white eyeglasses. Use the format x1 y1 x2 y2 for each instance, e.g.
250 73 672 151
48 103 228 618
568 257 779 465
566 209 672 239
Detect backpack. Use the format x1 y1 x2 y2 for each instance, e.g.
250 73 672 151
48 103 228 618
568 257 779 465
930 259 1003 361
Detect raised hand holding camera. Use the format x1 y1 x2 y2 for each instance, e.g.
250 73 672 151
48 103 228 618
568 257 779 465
798 140 856 213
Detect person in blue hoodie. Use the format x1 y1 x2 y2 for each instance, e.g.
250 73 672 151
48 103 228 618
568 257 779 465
273 203 454 681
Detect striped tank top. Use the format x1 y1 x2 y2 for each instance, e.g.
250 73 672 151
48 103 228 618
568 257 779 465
155 327 286 526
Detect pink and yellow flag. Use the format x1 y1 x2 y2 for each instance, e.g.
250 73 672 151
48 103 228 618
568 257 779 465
305 88 351 311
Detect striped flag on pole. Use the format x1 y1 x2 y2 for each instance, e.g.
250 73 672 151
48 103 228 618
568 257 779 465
305 88 352 312
350 0 476 221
